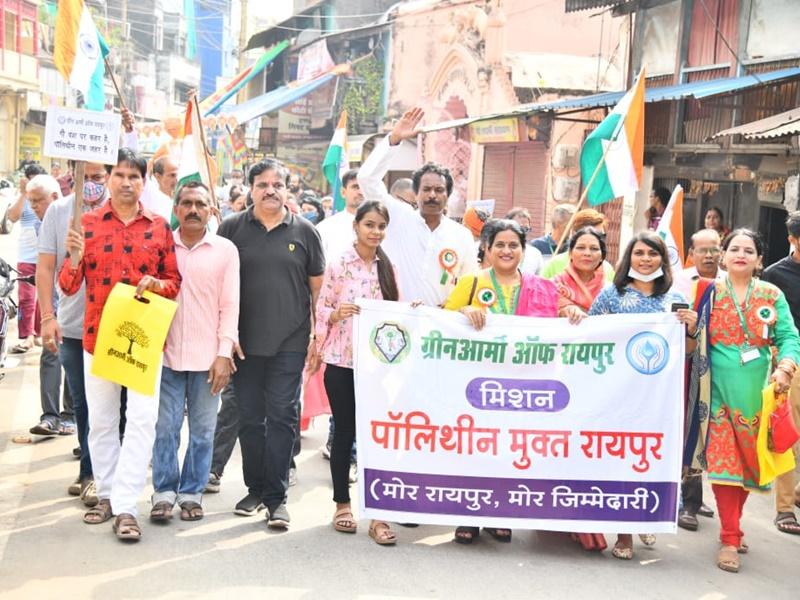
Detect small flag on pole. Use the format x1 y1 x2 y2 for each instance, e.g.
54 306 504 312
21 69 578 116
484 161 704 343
656 185 685 270
322 112 350 213
176 98 213 191
54 0 110 111
579 69 646 206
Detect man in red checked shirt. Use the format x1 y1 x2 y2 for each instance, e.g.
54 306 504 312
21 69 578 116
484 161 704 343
58 148 181 543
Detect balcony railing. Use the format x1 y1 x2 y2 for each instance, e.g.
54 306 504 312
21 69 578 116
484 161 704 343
0 50 38 89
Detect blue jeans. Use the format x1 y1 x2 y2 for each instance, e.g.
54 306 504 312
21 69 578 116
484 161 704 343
60 337 91 481
152 367 219 505
234 351 305 509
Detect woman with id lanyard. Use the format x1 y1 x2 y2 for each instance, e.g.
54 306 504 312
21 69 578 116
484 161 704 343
443 219 559 544
705 229 800 573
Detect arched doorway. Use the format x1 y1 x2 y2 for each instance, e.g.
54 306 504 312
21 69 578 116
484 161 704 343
431 96 472 218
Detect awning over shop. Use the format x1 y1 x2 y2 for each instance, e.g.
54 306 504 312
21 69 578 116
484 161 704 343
244 1 327 51
711 107 800 140
219 66 349 125
422 67 800 133
565 0 632 12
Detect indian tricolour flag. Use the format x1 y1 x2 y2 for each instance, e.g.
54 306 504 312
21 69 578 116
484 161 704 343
323 112 349 213
54 0 109 111
580 69 646 206
177 98 213 191
656 185 686 270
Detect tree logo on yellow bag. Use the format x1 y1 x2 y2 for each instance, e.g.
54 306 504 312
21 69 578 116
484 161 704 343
116 321 150 355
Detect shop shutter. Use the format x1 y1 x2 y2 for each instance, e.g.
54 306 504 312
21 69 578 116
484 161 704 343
481 146 515 217
511 142 548 234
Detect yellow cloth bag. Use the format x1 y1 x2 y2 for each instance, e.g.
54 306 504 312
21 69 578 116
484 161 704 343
757 383 796 486
91 283 178 396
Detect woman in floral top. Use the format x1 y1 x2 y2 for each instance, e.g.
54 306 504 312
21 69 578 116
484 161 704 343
704 229 799 573
315 200 400 545
589 231 698 560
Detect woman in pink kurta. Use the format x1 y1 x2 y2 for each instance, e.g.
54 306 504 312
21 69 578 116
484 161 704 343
315 200 400 545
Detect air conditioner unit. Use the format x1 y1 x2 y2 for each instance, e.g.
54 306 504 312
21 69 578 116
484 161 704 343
553 144 579 169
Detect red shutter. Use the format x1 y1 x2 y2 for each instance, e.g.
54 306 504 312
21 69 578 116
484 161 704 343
510 143 548 234
481 146 514 216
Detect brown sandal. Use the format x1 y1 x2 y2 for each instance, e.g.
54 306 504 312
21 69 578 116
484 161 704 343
113 513 142 541
83 499 112 525
180 501 203 521
332 508 357 533
150 501 174 522
717 545 739 573
369 520 397 546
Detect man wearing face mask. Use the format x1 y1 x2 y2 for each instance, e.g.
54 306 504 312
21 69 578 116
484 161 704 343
220 169 249 205
35 162 109 504
358 107 477 307
316 170 363 262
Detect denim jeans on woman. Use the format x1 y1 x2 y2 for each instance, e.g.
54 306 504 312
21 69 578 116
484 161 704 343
152 367 219 506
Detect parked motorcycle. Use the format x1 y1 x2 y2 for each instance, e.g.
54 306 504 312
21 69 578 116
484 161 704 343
0 257 35 369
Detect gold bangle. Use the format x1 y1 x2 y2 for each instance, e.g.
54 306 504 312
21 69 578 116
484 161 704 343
40 315 56 323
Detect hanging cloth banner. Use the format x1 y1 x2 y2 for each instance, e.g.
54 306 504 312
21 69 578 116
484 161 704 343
91 283 178 396
200 41 290 116
220 65 350 125
354 301 684 533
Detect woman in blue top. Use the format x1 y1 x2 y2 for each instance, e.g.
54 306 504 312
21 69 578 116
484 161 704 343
589 231 698 560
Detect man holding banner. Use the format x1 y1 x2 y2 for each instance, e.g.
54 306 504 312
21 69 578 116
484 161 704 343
58 149 181 542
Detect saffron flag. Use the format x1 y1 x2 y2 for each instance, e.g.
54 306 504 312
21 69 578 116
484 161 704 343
322 111 350 213
200 41 289 116
580 69 645 206
656 185 685 270
54 0 109 111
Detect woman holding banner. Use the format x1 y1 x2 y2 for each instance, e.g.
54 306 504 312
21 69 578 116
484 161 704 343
703 229 800 573
444 219 558 544
554 227 607 324
589 231 698 560
315 200 400 546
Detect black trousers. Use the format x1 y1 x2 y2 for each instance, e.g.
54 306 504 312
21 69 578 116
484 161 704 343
682 473 704 515
323 364 356 504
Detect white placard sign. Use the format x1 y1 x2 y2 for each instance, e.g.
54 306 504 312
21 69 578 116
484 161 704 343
467 198 496 216
44 107 121 165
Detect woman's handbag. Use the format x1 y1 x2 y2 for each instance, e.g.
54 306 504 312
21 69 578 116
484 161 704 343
769 390 800 454
757 383 797 485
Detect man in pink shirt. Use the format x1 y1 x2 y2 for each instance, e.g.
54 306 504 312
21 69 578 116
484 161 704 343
150 181 241 522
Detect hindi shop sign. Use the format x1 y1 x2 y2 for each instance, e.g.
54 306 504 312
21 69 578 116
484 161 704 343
354 302 684 534
43 106 122 165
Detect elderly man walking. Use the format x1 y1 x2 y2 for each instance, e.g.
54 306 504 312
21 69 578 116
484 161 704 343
218 158 324 529
150 182 240 523
58 148 181 542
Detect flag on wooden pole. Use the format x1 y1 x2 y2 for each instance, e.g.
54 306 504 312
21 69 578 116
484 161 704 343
176 98 213 191
322 111 350 213
579 69 645 206
656 184 686 270
54 0 109 111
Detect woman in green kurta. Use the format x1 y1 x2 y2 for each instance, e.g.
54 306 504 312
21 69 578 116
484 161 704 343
706 229 800 573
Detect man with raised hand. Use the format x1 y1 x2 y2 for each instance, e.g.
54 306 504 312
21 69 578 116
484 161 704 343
358 107 476 307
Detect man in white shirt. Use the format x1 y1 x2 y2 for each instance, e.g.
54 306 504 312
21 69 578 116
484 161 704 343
671 229 724 299
358 107 477 306
673 227 721 531
140 156 178 222
315 169 363 261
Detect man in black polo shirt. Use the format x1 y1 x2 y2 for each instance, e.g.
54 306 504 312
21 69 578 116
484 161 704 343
218 158 324 529
762 211 800 535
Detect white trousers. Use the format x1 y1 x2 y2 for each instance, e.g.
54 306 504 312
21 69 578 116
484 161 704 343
83 351 162 517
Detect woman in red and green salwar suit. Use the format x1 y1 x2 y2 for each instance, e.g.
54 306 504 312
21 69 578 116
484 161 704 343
706 229 800 573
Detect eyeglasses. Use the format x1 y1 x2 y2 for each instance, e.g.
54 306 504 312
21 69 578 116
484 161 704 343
693 247 721 256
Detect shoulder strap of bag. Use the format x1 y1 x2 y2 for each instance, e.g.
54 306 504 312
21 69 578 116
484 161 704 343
467 276 478 305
